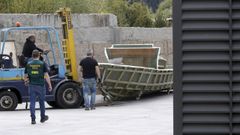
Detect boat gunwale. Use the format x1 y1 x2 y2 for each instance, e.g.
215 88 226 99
99 63 173 71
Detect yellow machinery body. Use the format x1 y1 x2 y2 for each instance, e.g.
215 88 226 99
56 8 79 82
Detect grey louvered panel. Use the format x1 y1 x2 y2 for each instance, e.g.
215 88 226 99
233 41 240 50
182 0 229 10
233 1 240 9
232 31 240 40
182 20 229 30
233 10 240 19
183 124 230 134
233 53 240 63
183 52 229 62
183 93 230 103
232 52 240 61
233 103 240 113
183 103 230 113
174 0 232 135
183 132 229 135
183 114 230 124
232 21 240 29
232 15 240 119
183 62 229 72
233 93 240 102
233 63 240 71
183 41 229 51
182 31 229 41
233 125 240 134
233 114 240 123
233 83 240 92
232 6 240 133
183 72 229 82
233 72 240 81
183 82 230 92
182 10 229 20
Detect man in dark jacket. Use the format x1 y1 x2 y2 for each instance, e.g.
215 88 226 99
22 35 43 58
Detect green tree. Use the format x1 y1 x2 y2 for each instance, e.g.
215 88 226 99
65 0 91 13
0 0 104 13
155 0 172 27
0 0 158 28
105 0 129 26
126 2 153 27
128 0 144 4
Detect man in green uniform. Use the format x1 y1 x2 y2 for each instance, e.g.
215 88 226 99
24 50 52 124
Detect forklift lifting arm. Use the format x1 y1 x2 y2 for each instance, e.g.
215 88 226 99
56 8 79 82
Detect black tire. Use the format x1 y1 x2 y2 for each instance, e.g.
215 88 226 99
56 82 83 108
47 101 59 108
0 90 18 111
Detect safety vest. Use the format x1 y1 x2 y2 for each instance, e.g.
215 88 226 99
26 60 45 86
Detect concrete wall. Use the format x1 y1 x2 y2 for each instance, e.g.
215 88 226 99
0 13 172 65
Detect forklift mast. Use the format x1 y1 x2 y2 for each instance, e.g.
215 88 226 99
56 8 79 82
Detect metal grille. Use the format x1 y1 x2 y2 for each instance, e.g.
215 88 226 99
173 0 240 135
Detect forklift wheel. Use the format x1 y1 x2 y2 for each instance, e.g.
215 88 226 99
0 91 18 111
56 82 83 108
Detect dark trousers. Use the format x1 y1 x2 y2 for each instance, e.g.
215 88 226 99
29 84 46 120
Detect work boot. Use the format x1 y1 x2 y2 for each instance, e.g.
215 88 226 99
31 119 36 125
40 115 49 123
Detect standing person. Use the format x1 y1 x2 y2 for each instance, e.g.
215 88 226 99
79 50 101 110
24 50 52 124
